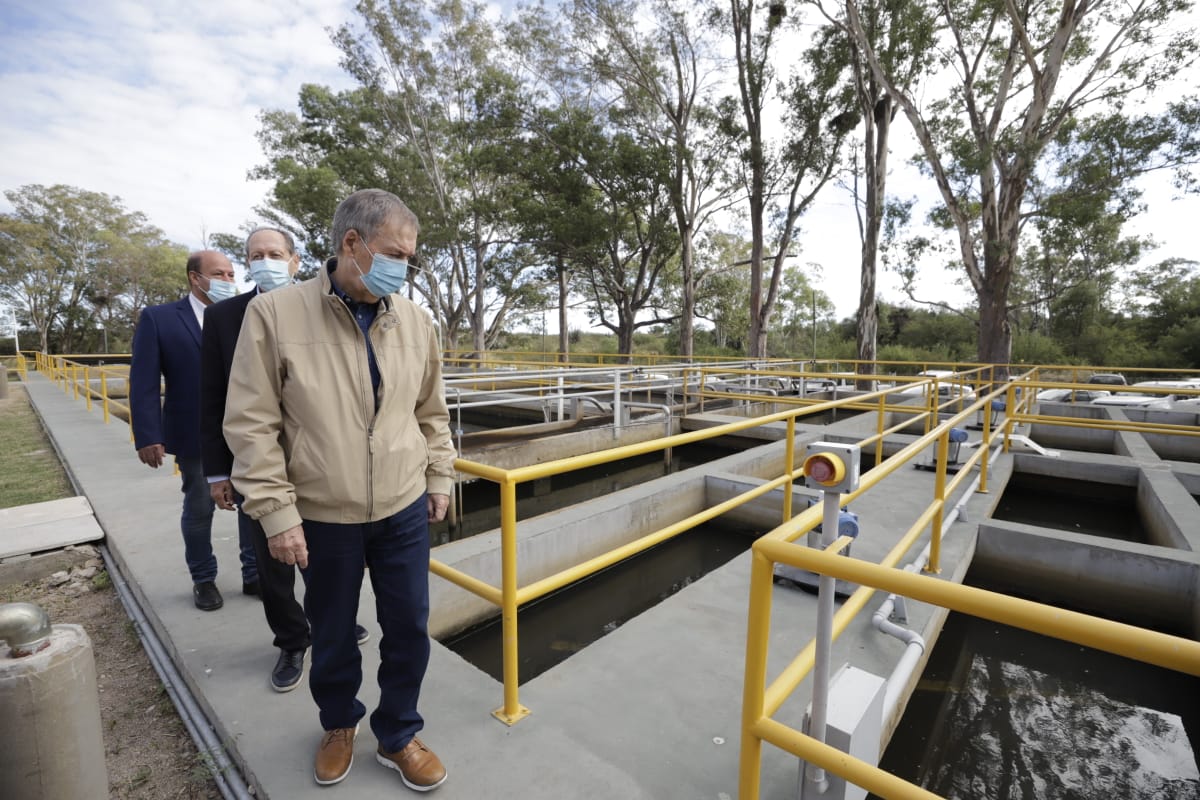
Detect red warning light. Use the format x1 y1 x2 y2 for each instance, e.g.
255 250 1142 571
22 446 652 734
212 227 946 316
806 453 844 484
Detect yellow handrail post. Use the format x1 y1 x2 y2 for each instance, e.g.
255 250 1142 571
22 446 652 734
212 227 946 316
101 369 110 424
1005 381 1019 453
979 395 992 494
783 417 795 523
492 478 530 726
737 548 776 800
923 379 935 435
927 430 948 574
72 363 80 399
875 392 885 467
84 365 92 411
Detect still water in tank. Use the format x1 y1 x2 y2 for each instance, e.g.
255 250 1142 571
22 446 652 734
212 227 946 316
873 611 1200 799
440 523 755 683
992 472 1145 542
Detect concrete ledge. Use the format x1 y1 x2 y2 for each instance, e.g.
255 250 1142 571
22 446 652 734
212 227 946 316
0 496 104 558
1137 467 1200 552
972 519 1200 636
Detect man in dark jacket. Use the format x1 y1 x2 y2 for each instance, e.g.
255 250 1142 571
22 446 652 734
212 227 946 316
130 250 256 611
200 227 368 692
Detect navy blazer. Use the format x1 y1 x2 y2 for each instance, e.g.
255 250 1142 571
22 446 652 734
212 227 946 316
129 296 204 458
200 290 259 478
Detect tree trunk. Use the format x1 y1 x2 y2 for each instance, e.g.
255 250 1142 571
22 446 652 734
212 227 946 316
679 230 695 360
977 283 1012 368
557 256 569 363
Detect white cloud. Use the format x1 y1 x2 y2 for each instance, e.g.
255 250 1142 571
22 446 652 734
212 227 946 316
0 0 356 274
0 0 1196 319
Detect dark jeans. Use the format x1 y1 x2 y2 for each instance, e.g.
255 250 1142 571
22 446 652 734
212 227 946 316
300 495 431 752
177 457 256 584
176 456 218 583
239 506 309 652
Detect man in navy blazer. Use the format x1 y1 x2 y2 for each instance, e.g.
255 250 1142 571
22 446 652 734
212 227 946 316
129 250 257 611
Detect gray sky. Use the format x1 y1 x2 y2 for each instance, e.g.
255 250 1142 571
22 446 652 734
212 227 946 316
2 0 1197 322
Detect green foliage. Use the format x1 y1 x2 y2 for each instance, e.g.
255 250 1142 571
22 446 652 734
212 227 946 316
1011 332 1068 366
0 184 188 353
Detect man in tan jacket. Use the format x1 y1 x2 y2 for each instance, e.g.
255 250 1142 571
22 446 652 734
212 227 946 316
224 189 456 791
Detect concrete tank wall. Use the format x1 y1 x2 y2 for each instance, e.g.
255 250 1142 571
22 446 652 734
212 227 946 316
972 520 1200 637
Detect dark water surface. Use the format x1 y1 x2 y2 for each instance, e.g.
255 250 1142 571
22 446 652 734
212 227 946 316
992 472 1145 542
440 524 755 683
874 612 1200 799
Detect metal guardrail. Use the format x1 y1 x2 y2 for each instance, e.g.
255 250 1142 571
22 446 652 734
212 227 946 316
31 349 1200 791
736 373 1200 800
438 373 964 724
36 352 133 434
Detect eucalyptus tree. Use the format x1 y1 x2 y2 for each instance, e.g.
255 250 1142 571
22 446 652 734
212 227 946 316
255 0 540 354
570 0 739 359
811 0 936 376
507 1 683 360
577 122 682 359
716 0 854 359
844 0 1200 365
0 184 184 353
504 4 611 362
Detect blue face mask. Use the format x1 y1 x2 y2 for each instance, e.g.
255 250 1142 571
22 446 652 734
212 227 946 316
356 241 410 299
201 275 238 303
248 258 293 292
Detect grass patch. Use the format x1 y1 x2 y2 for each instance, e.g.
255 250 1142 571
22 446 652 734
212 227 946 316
0 385 73 508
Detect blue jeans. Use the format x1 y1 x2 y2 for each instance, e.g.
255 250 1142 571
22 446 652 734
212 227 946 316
177 456 256 584
300 495 431 752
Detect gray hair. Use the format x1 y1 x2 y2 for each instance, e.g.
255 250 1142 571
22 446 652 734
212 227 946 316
244 226 297 260
331 189 420 256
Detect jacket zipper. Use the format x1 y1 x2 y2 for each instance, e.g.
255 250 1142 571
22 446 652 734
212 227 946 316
335 296 377 519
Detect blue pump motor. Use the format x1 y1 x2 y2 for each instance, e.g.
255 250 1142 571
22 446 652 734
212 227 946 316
807 498 860 538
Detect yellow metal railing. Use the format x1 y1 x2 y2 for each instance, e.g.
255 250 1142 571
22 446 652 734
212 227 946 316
36 352 133 433
738 542 1200 799
737 372 1200 800
437 373 944 724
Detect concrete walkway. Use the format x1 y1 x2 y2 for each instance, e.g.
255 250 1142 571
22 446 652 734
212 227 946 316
21 371 993 800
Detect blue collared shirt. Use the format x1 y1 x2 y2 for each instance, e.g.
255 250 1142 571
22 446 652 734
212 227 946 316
327 259 381 407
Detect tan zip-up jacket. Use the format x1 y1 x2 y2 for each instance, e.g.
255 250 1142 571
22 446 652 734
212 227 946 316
223 264 456 538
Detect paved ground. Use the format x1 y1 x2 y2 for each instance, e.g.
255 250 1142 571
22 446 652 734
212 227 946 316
21 371 995 799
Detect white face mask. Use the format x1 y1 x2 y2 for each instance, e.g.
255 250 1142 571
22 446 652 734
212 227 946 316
200 275 238 303
248 258 293 292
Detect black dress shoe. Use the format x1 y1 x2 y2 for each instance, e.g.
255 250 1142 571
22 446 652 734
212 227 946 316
193 581 223 611
242 580 261 598
271 648 306 693
355 624 370 646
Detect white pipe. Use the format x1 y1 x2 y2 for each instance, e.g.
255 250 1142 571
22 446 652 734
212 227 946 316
871 442 1003 722
99 546 254 800
805 492 842 794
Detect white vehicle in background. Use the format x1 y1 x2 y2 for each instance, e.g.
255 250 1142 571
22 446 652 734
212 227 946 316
893 370 976 401
1091 381 1197 409
1036 388 1112 404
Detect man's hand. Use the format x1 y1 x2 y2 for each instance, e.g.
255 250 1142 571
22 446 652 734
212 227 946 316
209 479 236 511
268 525 308 568
137 444 165 468
427 493 449 523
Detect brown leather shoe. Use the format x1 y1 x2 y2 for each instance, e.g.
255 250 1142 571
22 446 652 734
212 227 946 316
375 736 447 792
314 724 358 786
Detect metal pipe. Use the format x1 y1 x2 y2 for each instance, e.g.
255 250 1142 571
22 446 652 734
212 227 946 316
804 492 842 794
98 546 253 800
0 602 52 657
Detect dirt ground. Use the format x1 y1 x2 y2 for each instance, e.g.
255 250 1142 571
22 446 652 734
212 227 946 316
1 545 224 799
